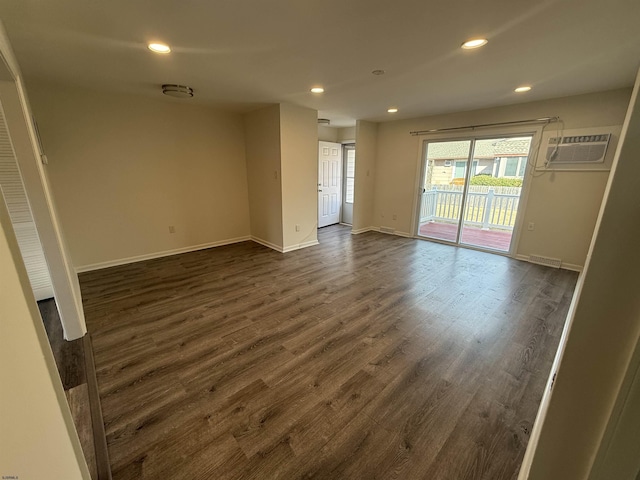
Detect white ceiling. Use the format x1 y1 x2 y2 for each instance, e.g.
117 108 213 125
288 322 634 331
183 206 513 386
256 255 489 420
1 0 639 127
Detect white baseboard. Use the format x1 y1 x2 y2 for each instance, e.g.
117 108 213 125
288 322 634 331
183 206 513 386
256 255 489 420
351 227 375 235
250 236 284 253
76 236 252 273
515 254 583 272
282 239 320 253
374 226 414 238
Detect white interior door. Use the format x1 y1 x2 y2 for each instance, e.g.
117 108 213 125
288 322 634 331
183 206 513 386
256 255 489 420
318 141 342 228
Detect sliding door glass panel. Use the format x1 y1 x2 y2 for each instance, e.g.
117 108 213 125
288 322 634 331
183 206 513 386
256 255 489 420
418 140 471 243
460 136 532 252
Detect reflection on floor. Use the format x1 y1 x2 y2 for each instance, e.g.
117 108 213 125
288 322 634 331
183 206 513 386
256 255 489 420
419 221 512 251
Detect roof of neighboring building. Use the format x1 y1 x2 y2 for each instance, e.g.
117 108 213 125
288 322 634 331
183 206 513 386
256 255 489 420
427 138 532 160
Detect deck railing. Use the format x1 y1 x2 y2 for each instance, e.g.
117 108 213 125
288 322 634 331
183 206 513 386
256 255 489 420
420 187 521 230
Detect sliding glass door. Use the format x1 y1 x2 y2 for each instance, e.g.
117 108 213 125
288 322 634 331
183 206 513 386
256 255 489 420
418 140 472 243
417 135 532 253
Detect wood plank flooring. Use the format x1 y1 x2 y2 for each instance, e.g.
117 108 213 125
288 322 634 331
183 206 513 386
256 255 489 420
79 225 578 480
39 298 108 479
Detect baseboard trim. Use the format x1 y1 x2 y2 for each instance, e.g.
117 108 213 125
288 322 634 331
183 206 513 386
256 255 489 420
282 239 320 253
515 254 583 272
76 236 252 273
351 227 374 235
372 226 414 238
250 236 284 253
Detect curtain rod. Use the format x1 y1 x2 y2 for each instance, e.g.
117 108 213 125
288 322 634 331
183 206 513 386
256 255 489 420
409 116 560 136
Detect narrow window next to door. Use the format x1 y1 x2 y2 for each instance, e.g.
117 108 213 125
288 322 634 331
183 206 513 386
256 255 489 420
345 148 355 203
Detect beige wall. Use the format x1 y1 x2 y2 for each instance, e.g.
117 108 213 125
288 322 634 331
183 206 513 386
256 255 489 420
28 84 251 269
371 88 631 266
318 125 356 144
244 105 284 249
318 125 338 142
0 198 89 479
338 126 356 143
280 104 318 250
526 74 640 480
352 120 377 232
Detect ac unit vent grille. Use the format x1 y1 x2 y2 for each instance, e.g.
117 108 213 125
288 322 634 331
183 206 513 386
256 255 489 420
529 254 562 269
379 226 395 234
546 133 610 164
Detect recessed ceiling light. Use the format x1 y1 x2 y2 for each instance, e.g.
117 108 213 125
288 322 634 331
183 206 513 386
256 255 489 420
515 86 532 93
310 87 325 93
461 38 488 49
387 108 398 113
148 43 171 54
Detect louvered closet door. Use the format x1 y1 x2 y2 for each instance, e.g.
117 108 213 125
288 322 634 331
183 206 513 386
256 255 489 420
0 103 53 300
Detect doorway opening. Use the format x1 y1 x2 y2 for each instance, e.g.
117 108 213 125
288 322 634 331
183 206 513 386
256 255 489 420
417 135 533 253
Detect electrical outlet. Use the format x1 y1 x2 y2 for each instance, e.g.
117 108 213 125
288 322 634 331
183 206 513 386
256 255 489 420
392 214 397 220
528 222 534 231
169 226 176 233
295 224 300 232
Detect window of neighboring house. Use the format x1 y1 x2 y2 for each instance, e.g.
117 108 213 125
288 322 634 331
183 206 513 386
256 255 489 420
518 156 527 176
345 148 355 203
454 160 466 178
503 156 528 177
505 157 519 176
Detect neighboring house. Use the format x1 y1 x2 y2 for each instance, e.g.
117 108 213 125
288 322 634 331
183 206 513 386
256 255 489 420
426 138 532 185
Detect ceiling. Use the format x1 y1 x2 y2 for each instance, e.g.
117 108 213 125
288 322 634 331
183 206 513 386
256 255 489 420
1 0 639 127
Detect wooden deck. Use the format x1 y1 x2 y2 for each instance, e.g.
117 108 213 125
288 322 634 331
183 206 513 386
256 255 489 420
419 221 513 251
79 225 577 480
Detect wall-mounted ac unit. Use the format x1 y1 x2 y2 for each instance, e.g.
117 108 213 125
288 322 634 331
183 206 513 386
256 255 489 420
537 125 622 171
546 133 610 165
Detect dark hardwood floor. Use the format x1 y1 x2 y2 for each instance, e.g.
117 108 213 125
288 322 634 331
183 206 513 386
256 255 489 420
79 225 578 480
39 298 111 479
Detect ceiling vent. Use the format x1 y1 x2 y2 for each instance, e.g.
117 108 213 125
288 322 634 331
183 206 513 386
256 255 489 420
162 84 194 98
317 118 330 125
545 132 611 165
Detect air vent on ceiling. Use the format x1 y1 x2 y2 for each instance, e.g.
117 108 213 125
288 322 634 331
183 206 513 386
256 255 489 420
545 133 610 165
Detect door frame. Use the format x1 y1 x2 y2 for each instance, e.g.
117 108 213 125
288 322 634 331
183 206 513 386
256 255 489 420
0 36 87 340
412 127 543 257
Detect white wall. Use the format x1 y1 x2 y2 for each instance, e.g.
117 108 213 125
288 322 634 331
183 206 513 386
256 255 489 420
0 196 89 479
352 120 377 232
371 88 631 267
28 84 251 270
525 74 640 480
280 103 318 250
244 104 284 250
